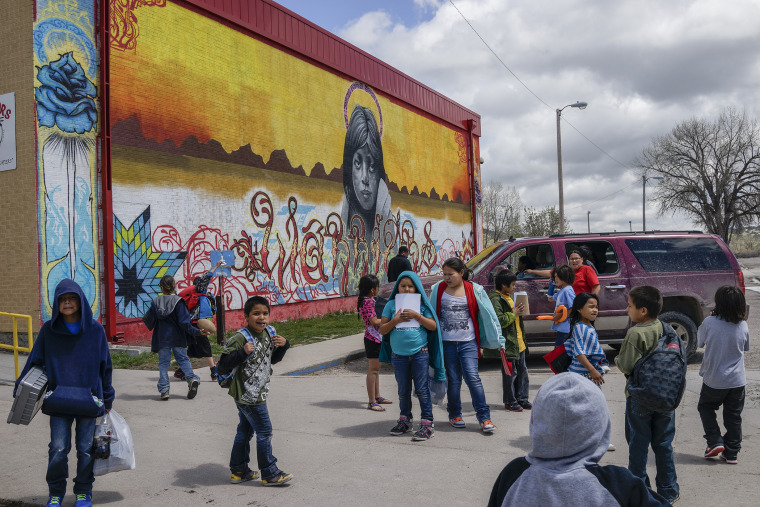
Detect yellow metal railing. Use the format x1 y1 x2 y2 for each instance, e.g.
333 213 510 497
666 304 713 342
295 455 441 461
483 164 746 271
0 312 34 379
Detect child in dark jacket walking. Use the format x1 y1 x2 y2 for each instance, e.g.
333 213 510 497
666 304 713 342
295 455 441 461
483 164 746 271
15 279 115 507
143 274 206 400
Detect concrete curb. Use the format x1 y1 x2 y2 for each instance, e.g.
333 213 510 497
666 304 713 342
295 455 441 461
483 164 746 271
282 348 366 376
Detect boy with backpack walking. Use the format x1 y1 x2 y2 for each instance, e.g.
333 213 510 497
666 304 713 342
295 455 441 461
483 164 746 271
696 285 749 465
216 296 293 486
615 286 683 504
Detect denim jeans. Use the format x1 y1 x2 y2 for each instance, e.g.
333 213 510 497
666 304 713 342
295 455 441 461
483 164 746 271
443 339 490 423
697 383 744 457
391 350 433 421
47 416 96 497
501 351 529 404
230 402 281 480
624 396 679 501
157 346 198 393
554 331 569 347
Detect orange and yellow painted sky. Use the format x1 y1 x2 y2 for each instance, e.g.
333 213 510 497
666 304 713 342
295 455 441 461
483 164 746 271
110 1 470 201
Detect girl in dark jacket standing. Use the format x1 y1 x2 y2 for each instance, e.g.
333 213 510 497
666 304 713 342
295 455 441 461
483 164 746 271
143 275 205 400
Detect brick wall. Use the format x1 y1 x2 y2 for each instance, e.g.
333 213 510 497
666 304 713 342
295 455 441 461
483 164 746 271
0 0 41 334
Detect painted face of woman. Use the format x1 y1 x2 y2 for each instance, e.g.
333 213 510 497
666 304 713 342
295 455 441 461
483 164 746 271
352 144 380 213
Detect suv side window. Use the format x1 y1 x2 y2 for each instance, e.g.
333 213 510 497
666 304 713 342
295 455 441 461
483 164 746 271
625 237 732 272
564 241 620 275
491 243 554 279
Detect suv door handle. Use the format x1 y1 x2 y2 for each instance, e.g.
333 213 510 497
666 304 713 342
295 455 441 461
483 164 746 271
539 289 548 294
605 285 626 289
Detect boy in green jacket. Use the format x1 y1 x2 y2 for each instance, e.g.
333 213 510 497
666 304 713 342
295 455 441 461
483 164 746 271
489 270 531 412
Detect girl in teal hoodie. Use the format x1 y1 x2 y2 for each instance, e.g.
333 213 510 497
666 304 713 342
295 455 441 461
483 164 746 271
379 271 444 441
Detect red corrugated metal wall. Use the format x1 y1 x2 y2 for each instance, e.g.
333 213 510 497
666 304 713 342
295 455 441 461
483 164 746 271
180 0 481 136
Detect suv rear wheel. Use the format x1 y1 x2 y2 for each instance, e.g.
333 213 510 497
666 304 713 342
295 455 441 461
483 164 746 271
659 311 698 360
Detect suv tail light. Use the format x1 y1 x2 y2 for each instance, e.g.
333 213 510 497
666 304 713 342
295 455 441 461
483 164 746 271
736 268 745 294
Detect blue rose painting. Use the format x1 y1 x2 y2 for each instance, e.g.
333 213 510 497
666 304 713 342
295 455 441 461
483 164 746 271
37 51 99 318
36 52 97 134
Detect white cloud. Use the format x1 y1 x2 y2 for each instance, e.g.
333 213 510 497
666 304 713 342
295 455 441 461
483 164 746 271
335 0 760 233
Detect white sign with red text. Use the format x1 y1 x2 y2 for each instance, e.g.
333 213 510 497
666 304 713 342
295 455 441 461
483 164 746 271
0 92 16 172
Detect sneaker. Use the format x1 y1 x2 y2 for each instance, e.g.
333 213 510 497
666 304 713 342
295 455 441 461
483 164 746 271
704 444 725 458
518 400 533 410
74 493 92 507
46 497 63 507
608 443 616 452
160 389 170 400
449 416 466 429
174 369 185 380
187 379 199 399
720 452 738 465
412 420 435 441
262 471 293 486
481 420 496 433
505 403 524 412
210 365 218 381
389 416 412 435
230 470 260 483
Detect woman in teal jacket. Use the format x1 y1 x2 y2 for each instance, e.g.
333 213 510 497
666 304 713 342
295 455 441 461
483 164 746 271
430 258 505 433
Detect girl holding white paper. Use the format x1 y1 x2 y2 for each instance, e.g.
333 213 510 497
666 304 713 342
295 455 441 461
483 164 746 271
379 271 444 441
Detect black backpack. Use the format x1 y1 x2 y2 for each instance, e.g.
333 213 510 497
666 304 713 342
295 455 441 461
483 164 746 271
627 321 687 412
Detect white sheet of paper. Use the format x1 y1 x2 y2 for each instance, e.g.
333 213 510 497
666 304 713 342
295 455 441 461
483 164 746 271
394 293 421 328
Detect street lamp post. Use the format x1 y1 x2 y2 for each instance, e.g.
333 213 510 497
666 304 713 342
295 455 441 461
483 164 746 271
642 175 664 232
587 211 591 233
556 101 587 234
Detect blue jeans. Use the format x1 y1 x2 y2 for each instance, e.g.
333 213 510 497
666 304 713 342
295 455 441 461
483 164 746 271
391 350 433 421
47 416 96 497
443 339 490 423
554 331 569 347
157 346 198 393
625 396 679 501
502 351 530 404
230 402 281 480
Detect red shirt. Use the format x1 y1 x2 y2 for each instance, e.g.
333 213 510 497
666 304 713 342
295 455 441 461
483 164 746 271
572 264 599 294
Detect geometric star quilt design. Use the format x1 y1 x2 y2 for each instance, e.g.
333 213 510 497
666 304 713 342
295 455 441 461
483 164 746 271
113 206 186 318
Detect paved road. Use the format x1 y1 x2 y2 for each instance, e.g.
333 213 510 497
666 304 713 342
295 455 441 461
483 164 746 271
0 261 758 506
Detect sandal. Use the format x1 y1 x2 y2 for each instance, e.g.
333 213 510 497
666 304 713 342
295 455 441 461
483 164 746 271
376 397 393 404
368 402 385 412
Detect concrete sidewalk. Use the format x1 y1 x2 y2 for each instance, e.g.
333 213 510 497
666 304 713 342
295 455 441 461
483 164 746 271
1 338 759 506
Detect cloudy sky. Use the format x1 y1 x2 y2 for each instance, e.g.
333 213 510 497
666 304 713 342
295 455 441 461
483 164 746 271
276 0 760 234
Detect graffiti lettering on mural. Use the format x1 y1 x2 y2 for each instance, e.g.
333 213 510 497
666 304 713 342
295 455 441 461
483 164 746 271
35 1 100 320
113 207 187 319
109 0 167 52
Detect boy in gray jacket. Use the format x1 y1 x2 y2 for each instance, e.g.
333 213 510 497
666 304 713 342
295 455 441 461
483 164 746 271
488 373 668 506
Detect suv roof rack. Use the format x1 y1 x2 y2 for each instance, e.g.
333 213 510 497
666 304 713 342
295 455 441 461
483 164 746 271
547 230 703 238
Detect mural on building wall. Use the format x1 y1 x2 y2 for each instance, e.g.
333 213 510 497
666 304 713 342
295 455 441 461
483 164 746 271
108 1 478 320
35 0 100 320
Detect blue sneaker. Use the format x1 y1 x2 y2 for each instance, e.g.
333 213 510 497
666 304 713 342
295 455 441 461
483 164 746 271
46 496 63 506
74 493 93 507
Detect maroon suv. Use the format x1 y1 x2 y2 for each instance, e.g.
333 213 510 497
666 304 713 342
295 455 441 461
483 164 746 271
381 232 746 359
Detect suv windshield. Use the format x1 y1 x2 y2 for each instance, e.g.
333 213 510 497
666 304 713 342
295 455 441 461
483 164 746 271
467 242 510 277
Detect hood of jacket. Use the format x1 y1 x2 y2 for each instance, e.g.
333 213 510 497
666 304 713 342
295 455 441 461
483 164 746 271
154 294 183 319
527 372 611 471
50 278 93 334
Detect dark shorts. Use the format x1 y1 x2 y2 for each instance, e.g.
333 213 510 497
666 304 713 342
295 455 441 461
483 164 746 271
187 333 212 358
364 337 382 359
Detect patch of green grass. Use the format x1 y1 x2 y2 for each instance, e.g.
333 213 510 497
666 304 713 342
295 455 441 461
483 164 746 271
257 311 365 346
113 311 364 370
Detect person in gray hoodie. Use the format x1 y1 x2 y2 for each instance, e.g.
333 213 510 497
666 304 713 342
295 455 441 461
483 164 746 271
488 373 668 507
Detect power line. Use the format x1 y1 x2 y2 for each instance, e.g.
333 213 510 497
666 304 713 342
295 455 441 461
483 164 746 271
447 0 636 199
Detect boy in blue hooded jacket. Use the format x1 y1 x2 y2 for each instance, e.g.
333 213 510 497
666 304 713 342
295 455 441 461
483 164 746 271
379 271 445 441
15 279 115 507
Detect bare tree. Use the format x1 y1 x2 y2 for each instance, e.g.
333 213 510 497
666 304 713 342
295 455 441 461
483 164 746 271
636 107 760 243
522 206 572 237
481 183 523 245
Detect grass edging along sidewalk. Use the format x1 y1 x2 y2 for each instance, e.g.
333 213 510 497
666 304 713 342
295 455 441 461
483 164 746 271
110 311 365 370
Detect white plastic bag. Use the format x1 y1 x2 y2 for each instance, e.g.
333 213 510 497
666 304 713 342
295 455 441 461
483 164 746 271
428 366 447 408
93 409 135 476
